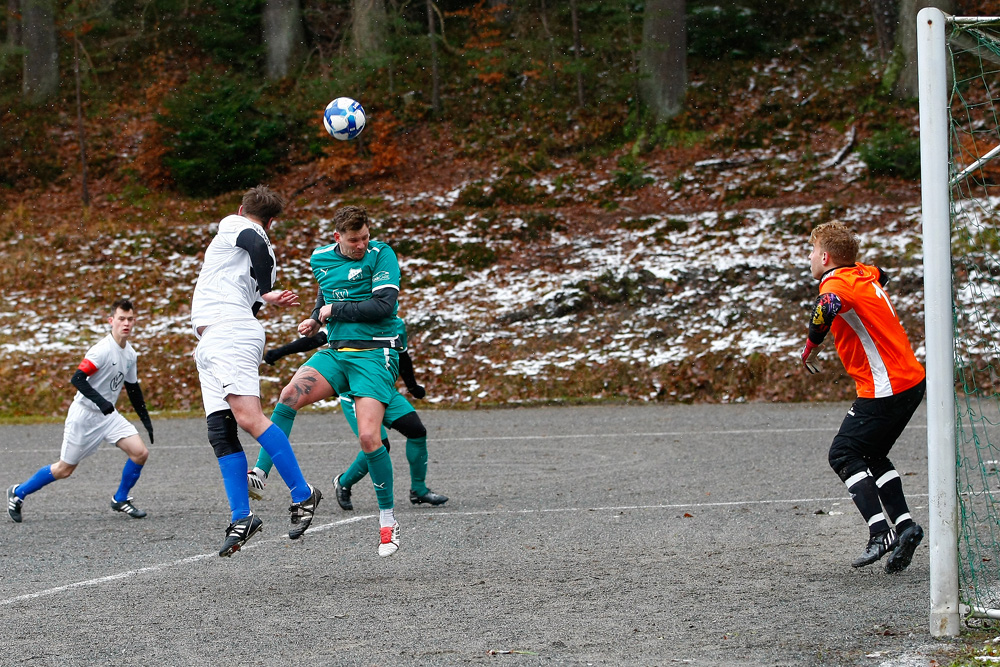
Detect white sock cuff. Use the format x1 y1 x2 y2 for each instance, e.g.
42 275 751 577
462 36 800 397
875 470 900 487
867 512 886 527
844 471 869 489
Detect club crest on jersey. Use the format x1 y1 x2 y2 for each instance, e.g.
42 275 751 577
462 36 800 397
332 289 348 301
348 268 363 281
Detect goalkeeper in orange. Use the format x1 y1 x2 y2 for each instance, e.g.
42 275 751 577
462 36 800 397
801 221 926 573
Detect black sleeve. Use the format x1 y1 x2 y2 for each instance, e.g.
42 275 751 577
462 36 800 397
398 350 426 399
398 350 417 387
311 287 326 323
325 288 399 323
263 332 328 365
125 381 153 443
71 369 115 415
807 292 843 346
236 228 275 295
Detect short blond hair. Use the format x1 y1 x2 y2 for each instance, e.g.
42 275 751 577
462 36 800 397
810 221 859 265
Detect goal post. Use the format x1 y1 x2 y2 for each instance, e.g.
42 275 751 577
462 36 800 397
917 5 959 638
918 7 1000 637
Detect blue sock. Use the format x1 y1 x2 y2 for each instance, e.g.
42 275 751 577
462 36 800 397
257 423 310 503
16 465 56 498
113 460 144 503
217 452 251 522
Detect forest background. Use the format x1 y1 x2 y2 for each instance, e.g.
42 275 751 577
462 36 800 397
0 0 974 418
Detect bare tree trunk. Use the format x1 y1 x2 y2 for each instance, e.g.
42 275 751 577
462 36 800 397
21 0 58 104
871 0 898 62
427 0 440 116
640 0 686 122
73 31 89 206
892 0 954 99
569 0 583 108
263 0 304 80
7 0 20 46
538 0 557 94
352 0 387 59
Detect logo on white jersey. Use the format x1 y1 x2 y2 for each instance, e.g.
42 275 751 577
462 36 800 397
348 268 363 281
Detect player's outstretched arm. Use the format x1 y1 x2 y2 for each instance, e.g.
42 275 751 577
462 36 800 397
261 289 299 307
71 368 115 415
263 332 328 365
124 381 154 444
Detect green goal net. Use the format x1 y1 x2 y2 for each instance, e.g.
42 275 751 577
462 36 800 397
944 15 1000 621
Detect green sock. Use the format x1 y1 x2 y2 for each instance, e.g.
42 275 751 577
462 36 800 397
406 436 428 496
255 403 298 476
364 445 394 510
340 450 369 488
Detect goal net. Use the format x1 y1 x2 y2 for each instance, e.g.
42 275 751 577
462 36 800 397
919 9 1000 635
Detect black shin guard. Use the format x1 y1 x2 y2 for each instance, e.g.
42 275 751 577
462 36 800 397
207 410 244 459
390 411 426 440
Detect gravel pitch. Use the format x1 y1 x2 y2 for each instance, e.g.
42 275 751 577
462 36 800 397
0 403 961 666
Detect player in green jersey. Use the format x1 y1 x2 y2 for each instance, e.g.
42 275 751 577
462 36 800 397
254 316 448 510
259 205 404 557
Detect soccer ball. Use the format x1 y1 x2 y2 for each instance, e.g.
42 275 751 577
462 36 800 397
323 97 366 141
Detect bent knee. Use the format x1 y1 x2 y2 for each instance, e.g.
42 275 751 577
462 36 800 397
51 462 75 479
279 372 329 409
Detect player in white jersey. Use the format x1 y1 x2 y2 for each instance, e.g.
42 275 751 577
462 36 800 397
7 298 153 523
191 185 322 557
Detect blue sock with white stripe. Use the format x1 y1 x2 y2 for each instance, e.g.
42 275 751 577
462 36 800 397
217 452 251 522
16 465 56 498
114 460 144 503
257 423 310 503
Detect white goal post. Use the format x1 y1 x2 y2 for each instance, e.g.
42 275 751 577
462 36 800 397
917 5 960 639
915 6 1000 637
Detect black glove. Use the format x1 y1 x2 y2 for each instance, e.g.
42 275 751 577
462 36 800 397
99 401 115 416
263 349 280 365
407 383 426 399
142 418 154 445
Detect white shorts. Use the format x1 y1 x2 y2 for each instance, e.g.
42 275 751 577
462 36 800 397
61 401 139 465
194 319 265 415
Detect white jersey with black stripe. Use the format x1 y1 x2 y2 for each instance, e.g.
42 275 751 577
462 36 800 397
191 214 276 334
73 334 138 410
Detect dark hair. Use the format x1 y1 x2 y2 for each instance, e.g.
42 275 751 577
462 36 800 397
332 205 370 233
242 185 285 222
111 298 134 313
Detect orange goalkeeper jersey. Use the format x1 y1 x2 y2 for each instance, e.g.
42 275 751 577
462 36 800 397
819 263 925 398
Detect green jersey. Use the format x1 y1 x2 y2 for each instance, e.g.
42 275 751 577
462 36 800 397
310 239 400 344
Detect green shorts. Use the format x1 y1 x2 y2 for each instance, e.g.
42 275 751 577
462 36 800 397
303 347 399 404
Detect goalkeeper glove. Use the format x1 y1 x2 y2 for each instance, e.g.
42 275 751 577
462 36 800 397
801 340 821 374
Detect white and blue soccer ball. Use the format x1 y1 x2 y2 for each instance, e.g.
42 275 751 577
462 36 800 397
323 97 366 141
